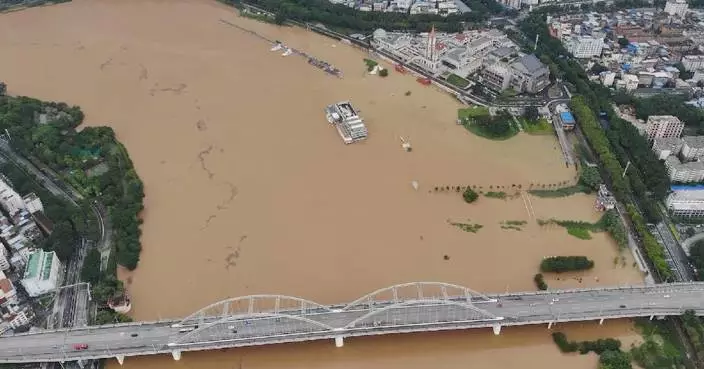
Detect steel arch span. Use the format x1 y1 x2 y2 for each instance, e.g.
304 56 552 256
177 295 333 327
344 299 502 330
342 282 496 311
172 312 336 345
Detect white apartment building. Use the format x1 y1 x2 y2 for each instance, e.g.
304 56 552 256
664 0 689 18
645 115 684 140
601 71 616 86
682 55 704 72
0 177 25 216
652 137 684 160
667 188 704 217
21 249 62 297
565 35 604 59
0 246 9 272
682 136 704 161
623 74 639 92
665 156 704 182
22 193 43 214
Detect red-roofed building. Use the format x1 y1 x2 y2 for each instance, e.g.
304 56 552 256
0 271 17 306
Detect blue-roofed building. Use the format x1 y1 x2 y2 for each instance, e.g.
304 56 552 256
559 111 576 130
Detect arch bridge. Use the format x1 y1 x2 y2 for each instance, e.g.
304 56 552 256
0 282 702 365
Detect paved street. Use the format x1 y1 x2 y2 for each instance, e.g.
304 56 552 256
0 283 702 364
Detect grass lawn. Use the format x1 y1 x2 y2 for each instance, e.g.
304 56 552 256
464 122 518 141
464 124 518 141
457 106 490 121
522 118 554 135
447 73 470 88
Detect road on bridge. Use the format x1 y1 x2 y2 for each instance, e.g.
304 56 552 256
0 283 703 364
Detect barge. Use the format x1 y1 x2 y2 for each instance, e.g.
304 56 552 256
325 101 368 144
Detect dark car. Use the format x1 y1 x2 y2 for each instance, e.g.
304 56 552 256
619 305 627 308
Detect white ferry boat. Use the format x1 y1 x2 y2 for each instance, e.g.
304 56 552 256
325 101 368 144
270 43 283 52
282 48 293 57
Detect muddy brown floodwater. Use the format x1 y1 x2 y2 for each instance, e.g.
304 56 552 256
0 0 646 368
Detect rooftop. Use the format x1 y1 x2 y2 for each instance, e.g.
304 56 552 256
513 54 547 75
24 251 40 280
683 136 704 149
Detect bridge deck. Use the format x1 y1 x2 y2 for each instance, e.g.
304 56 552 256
1 283 703 363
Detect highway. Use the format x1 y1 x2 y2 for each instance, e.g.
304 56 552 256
0 283 702 364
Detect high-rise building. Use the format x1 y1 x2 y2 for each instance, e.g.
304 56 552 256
645 115 684 140
682 136 704 161
652 137 684 160
665 157 704 183
0 246 9 271
564 36 604 59
22 193 43 215
664 0 689 18
21 249 62 297
667 187 704 217
0 177 25 216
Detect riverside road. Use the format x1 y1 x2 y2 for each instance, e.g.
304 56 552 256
1 283 703 364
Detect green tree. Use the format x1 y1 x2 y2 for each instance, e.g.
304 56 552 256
45 220 76 262
524 106 539 121
80 248 102 284
617 37 630 47
378 68 389 77
462 187 478 203
540 256 594 273
599 350 632 369
0 82 5 96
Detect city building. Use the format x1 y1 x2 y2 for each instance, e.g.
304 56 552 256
21 193 43 215
622 74 640 92
20 249 62 297
682 55 704 72
667 186 704 217
664 0 689 18
508 54 551 94
564 35 604 58
652 137 683 160
665 156 704 183
601 71 616 86
682 136 704 161
0 271 17 306
0 177 25 216
371 28 548 94
0 246 9 272
645 115 684 140
479 54 550 94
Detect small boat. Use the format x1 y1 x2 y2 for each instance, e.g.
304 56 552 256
282 48 293 57
270 43 283 52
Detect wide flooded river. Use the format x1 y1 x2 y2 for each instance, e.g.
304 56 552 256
0 0 645 368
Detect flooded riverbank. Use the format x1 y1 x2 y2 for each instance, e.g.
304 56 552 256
0 0 644 368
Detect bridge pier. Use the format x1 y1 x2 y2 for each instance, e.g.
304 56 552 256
548 321 553 329
492 324 502 335
172 350 182 361
335 336 345 348
115 355 125 366
650 315 654 321
599 318 605 325
77 359 85 369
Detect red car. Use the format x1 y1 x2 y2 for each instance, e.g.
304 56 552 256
73 344 89 351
